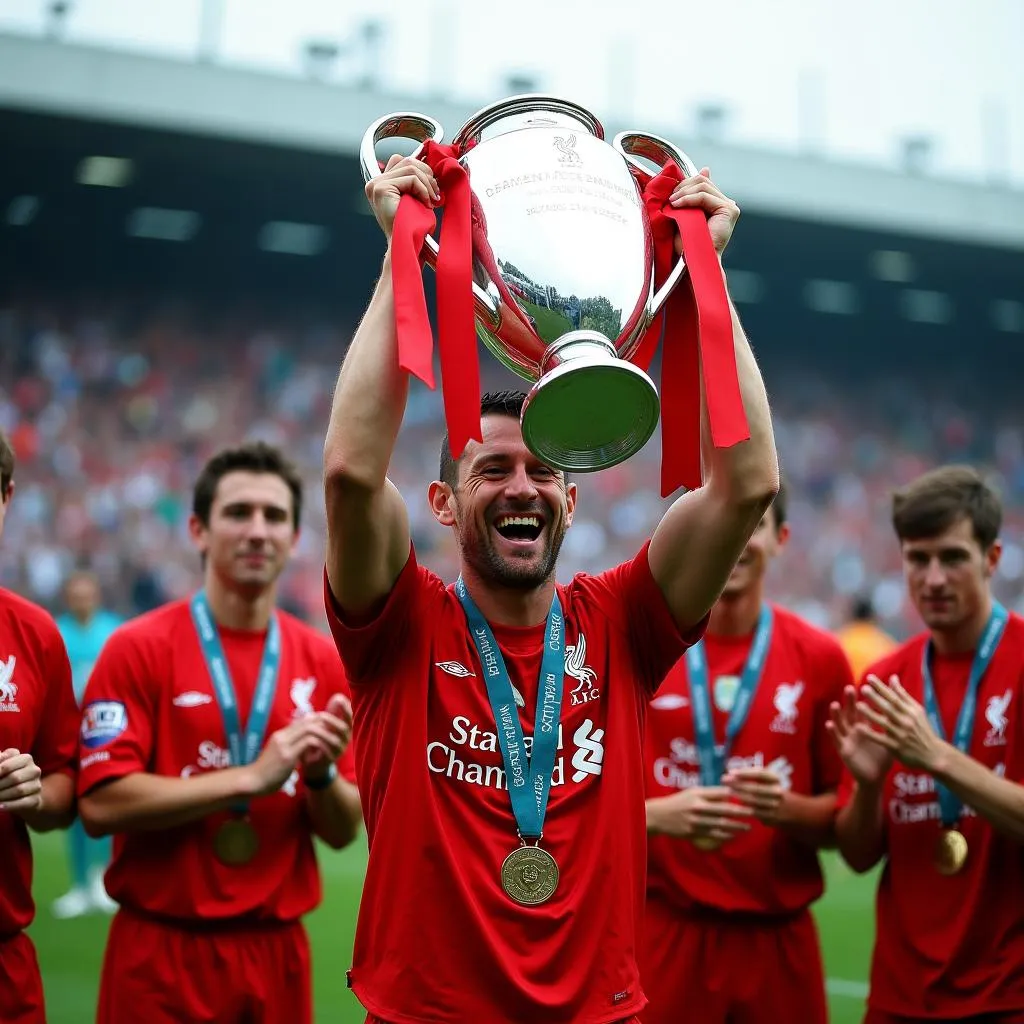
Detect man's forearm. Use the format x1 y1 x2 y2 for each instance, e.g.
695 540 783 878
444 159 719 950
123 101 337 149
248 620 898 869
930 742 1024 843
17 772 75 832
306 777 362 850
80 768 263 836
324 254 409 491
835 781 887 872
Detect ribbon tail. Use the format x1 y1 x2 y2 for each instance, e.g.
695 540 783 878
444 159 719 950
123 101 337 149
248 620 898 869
434 164 482 459
391 195 438 388
659 283 703 496
676 210 749 451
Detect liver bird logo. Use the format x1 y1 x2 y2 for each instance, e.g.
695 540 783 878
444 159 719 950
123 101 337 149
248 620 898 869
553 134 582 164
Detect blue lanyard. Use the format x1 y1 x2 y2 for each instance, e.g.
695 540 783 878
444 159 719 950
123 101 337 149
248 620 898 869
456 578 565 841
921 602 1007 828
685 605 774 786
189 592 281 773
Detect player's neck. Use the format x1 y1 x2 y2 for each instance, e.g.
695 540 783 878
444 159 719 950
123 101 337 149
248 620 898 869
72 610 95 626
459 567 555 628
203 577 276 632
708 584 765 638
930 593 994 656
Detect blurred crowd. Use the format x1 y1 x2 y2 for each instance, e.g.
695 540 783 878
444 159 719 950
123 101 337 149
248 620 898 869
2 295 1023 639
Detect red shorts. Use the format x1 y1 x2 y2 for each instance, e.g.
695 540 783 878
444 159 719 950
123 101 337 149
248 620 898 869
98 908 312 1024
0 932 45 1024
640 897 827 1024
865 1012 1024 1024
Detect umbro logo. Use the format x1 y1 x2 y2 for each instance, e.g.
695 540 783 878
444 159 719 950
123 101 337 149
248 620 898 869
436 660 524 707
173 691 213 708
436 661 475 678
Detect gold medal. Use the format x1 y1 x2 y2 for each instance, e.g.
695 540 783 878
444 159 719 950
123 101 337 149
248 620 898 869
501 845 559 906
934 828 968 876
692 834 722 851
213 819 260 866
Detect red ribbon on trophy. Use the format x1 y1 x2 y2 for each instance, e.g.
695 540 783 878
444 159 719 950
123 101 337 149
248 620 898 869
633 161 749 495
390 140 482 459
390 145 749 495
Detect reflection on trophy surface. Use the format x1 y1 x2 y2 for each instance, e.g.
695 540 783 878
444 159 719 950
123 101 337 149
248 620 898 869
360 95 699 473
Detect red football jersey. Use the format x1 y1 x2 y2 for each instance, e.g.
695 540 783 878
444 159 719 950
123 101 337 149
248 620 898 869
0 587 79 934
837 613 1024 1018
645 605 851 914
325 543 699 1024
77 599 355 923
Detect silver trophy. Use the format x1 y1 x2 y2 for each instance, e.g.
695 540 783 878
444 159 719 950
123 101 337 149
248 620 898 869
360 95 698 472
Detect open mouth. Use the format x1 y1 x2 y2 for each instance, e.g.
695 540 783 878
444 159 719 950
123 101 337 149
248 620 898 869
493 514 544 545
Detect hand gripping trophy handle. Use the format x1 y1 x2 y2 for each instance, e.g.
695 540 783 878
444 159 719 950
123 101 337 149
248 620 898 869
612 131 700 316
359 112 499 324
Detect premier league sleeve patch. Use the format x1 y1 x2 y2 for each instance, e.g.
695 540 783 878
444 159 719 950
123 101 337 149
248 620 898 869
81 700 129 749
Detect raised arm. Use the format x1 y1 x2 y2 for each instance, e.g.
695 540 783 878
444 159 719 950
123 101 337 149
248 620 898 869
648 171 779 631
323 156 440 616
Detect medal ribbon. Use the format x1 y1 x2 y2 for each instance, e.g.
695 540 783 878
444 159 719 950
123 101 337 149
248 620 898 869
189 592 282 811
921 602 1008 828
685 605 774 786
456 578 565 841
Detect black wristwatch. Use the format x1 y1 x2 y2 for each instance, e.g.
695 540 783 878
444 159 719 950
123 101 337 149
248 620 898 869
303 764 337 791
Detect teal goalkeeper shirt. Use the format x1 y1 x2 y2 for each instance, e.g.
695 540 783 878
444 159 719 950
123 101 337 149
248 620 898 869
56 610 124 705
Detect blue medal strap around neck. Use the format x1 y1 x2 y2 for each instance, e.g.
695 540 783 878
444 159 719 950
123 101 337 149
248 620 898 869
455 578 565 842
189 591 282 813
685 604 774 787
921 602 1008 829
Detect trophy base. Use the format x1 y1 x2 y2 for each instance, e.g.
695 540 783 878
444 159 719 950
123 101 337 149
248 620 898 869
520 332 660 473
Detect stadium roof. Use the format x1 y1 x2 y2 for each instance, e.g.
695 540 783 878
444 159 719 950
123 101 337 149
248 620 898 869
2 31 1024 250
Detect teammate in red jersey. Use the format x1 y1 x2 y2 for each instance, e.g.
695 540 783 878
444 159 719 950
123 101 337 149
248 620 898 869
0 428 80 1024
322 154 779 1023
642 481 852 1024
830 465 1024 1023
78 442 362 1024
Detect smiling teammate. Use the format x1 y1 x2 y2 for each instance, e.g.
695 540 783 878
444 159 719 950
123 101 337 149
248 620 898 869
831 465 1024 1023
77 441 362 1024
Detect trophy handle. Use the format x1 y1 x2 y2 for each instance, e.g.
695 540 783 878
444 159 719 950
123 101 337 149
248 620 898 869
359 112 498 321
612 131 700 317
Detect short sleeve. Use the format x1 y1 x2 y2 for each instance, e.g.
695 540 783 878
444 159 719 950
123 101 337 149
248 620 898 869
324 545 439 687
812 639 856 794
77 628 159 796
32 627 79 778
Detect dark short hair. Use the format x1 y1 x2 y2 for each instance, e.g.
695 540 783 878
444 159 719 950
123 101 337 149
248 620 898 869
0 429 14 498
892 465 1001 550
192 441 303 530
439 390 528 487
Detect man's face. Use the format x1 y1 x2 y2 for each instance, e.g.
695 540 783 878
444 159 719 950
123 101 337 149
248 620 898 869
719 508 788 598
189 471 298 596
901 516 999 633
66 574 101 620
438 415 576 590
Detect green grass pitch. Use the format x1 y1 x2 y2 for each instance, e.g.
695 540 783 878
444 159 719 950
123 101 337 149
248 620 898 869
28 833 877 1023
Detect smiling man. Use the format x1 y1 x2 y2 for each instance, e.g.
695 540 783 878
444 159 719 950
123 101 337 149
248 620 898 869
323 153 779 1023
830 465 1024 1023
77 441 362 1024
642 480 853 1024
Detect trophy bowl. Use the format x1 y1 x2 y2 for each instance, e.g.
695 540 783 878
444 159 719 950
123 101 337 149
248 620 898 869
360 95 698 472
